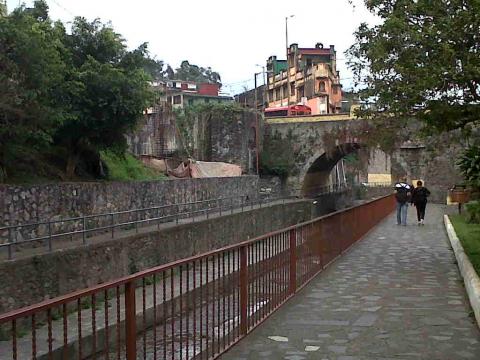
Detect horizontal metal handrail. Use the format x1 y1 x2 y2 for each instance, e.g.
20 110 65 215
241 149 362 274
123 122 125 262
0 194 301 259
0 194 395 360
0 183 367 259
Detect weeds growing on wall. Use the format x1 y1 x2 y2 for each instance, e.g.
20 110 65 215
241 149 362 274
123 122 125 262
100 151 166 181
260 131 296 177
174 103 250 160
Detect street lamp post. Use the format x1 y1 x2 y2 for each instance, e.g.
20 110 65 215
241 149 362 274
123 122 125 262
285 15 294 116
255 64 267 112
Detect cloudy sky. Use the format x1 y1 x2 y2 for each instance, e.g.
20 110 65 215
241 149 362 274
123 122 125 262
7 0 378 95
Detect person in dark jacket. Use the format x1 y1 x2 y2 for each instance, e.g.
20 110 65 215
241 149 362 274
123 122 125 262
411 180 431 225
394 177 412 226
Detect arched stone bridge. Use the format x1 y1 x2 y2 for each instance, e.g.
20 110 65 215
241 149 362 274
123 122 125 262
264 113 390 197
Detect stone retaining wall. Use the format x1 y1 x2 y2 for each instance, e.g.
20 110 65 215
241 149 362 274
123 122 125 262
0 200 312 313
0 176 259 244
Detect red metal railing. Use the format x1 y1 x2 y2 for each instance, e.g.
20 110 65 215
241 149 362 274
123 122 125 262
0 194 395 360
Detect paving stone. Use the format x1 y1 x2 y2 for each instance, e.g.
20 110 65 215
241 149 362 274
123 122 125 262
353 313 378 327
284 356 305 360
327 345 347 354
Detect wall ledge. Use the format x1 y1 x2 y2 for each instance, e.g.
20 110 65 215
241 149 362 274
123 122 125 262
444 215 480 329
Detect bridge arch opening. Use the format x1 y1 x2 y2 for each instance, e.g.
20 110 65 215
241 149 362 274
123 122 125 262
302 143 361 197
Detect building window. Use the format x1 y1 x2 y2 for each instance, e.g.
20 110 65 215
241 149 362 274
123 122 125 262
173 95 182 104
319 81 326 92
269 89 274 102
275 88 281 101
290 82 295 96
298 86 305 98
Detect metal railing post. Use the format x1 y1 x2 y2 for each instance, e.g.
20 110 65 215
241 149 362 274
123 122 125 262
231 197 234 214
176 204 179 225
240 245 248 335
289 228 297 295
219 199 222 216
125 281 137 360
82 217 86 245
111 214 114 238
135 210 139 233
48 221 52 252
8 227 12 260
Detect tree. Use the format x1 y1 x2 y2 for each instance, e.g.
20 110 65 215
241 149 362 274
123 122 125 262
173 60 221 85
0 1 157 181
0 1 67 181
347 0 480 134
54 17 154 177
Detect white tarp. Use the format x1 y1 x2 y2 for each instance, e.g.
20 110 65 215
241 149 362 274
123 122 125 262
168 159 242 178
190 161 242 178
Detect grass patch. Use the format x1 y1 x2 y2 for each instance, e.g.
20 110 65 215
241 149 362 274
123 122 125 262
450 214 480 276
101 150 166 181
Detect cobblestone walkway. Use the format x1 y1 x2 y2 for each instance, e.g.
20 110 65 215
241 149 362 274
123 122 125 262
221 204 480 359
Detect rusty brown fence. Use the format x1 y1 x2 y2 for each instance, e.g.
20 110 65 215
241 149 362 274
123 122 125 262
0 194 395 360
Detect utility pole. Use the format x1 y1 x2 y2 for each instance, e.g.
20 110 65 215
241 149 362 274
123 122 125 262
256 64 267 111
262 65 267 111
285 15 294 116
254 72 261 175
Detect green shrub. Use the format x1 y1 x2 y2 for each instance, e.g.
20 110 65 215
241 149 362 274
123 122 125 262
466 201 480 224
457 145 480 190
260 132 296 177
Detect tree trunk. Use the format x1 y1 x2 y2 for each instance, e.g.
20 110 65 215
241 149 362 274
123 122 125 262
66 153 78 179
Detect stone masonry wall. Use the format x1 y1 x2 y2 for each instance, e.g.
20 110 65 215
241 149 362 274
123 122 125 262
0 200 312 313
208 109 257 174
0 176 258 244
392 144 463 203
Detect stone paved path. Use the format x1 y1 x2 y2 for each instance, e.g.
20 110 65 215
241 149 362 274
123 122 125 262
221 204 480 359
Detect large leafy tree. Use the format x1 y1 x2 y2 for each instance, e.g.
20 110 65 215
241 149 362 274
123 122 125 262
54 17 153 177
0 1 156 181
172 60 222 85
0 1 67 181
348 0 480 133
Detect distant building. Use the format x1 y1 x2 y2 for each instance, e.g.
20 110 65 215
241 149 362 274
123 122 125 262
234 85 266 110
266 43 342 115
131 80 233 159
152 80 233 109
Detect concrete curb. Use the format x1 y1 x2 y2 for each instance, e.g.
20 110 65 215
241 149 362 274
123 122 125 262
444 215 480 329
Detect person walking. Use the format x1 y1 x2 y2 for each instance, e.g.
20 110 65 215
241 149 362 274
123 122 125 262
411 180 431 225
394 178 412 226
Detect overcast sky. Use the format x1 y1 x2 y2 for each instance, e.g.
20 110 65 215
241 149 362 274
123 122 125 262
7 0 377 95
